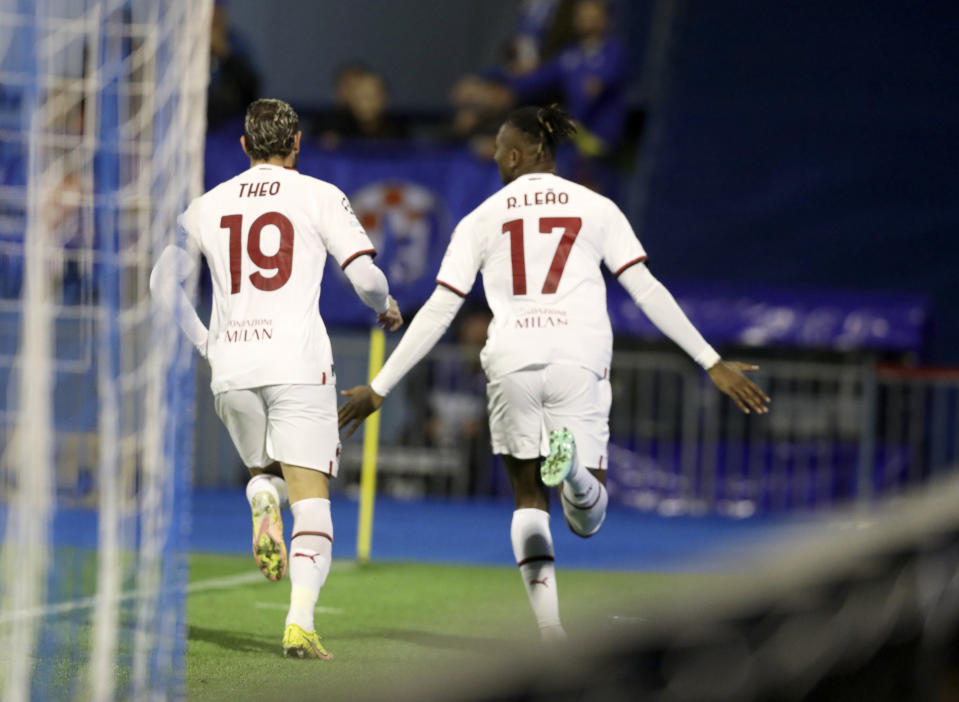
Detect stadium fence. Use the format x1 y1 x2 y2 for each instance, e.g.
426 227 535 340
192 335 959 515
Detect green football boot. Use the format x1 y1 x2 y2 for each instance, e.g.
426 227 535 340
541 428 576 487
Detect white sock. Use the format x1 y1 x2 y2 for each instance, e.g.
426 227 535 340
561 479 608 537
285 497 333 632
510 508 563 637
563 452 599 503
245 473 289 510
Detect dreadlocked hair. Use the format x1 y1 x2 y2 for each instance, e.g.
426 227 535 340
244 98 299 161
505 104 577 159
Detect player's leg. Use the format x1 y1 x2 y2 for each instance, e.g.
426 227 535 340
503 454 565 642
214 389 288 580
542 364 610 538
489 367 566 642
278 463 333 659
264 384 339 660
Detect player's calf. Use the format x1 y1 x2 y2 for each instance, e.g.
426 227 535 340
285 497 333 636
511 508 566 641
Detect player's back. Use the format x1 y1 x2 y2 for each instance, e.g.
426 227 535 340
444 172 645 380
180 164 373 393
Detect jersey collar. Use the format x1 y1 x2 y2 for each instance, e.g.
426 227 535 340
516 172 555 182
252 164 298 171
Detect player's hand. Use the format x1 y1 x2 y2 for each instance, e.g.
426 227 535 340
707 361 770 414
338 385 384 439
377 296 403 331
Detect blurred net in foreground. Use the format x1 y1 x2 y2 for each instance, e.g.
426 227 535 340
393 469 959 702
0 1 209 699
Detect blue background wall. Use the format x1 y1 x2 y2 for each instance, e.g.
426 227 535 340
634 1 959 360
215 0 958 359
225 0 518 111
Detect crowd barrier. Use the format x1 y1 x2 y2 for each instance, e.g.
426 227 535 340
187 335 959 514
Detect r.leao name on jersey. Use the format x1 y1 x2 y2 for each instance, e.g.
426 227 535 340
506 189 569 209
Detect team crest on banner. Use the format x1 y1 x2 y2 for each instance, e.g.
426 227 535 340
350 180 449 302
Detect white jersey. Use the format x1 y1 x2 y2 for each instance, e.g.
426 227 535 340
435 172 646 381
179 163 376 394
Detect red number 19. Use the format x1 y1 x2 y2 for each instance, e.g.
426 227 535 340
220 211 295 294
502 216 582 295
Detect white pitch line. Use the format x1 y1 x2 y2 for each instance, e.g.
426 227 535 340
186 570 267 593
0 570 266 624
0 558 363 624
253 603 344 614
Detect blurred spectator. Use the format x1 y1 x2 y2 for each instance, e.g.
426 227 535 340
207 2 261 130
450 0 628 183
333 62 372 110
450 2 561 159
449 74 512 159
507 0 627 157
512 0 563 75
318 66 407 145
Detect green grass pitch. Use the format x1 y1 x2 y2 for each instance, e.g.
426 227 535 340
187 553 708 701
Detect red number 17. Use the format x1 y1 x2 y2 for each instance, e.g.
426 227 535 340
502 216 582 295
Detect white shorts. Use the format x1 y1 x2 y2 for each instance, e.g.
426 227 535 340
214 384 341 476
486 363 611 469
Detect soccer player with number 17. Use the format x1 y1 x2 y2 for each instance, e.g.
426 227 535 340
339 105 770 642
150 99 402 659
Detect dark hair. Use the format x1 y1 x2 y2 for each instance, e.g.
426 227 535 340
505 104 577 159
244 98 299 161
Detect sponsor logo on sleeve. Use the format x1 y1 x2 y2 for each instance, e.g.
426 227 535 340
341 196 357 218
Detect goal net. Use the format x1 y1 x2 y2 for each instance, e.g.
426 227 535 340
0 1 210 699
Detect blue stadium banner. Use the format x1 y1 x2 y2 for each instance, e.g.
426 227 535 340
607 283 928 354
204 131 928 354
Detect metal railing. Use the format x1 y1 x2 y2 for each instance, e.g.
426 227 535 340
607 354 863 515
185 335 959 514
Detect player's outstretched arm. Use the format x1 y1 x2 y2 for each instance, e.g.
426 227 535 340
338 285 464 438
342 255 403 331
149 244 209 358
617 263 770 414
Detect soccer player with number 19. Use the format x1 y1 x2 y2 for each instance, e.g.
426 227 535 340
339 105 769 642
150 99 402 659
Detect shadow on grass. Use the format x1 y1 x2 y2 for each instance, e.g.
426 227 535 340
188 625 276 654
